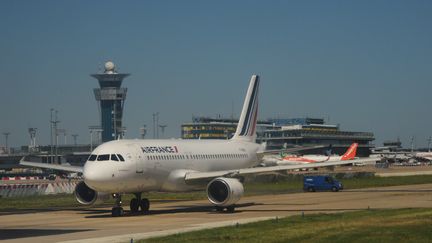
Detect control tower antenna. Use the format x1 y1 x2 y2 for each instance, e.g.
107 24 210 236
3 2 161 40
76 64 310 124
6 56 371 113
91 61 130 142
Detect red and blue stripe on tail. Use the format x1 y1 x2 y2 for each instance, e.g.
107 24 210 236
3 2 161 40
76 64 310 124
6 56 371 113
232 75 260 141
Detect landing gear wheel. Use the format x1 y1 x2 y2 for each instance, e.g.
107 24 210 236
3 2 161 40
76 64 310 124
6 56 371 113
226 206 235 213
130 198 139 213
112 206 124 217
140 198 150 213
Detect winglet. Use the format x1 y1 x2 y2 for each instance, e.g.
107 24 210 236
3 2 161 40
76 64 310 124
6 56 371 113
232 75 260 141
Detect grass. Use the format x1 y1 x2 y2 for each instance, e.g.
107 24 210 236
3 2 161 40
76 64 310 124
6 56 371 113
0 194 80 211
1 174 432 211
138 208 432 243
340 175 432 189
243 174 432 196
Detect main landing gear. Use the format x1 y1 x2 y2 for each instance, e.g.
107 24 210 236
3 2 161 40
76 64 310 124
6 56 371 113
130 193 150 214
111 193 150 217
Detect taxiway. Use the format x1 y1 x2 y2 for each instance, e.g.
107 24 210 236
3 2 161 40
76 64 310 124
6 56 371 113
0 183 431 243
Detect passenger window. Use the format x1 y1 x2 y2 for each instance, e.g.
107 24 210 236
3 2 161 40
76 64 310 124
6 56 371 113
88 154 97 161
117 154 125 161
111 154 119 161
97 154 110 161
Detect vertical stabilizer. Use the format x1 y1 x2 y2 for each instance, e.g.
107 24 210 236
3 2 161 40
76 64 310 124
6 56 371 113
232 75 260 141
341 143 358 160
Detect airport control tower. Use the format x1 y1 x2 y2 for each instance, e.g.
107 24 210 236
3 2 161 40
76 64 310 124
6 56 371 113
91 61 130 142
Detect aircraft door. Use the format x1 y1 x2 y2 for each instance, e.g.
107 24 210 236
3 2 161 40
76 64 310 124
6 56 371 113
125 144 144 174
134 145 145 174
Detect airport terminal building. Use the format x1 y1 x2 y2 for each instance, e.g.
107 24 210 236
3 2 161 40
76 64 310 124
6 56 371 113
182 117 374 157
181 117 273 140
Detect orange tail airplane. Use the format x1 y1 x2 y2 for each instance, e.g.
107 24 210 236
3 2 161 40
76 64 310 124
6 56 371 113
279 143 358 164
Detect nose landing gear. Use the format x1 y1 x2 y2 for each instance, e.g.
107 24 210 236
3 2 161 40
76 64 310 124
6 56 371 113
111 193 124 217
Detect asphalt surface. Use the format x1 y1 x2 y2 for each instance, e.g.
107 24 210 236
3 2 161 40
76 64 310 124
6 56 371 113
0 183 431 243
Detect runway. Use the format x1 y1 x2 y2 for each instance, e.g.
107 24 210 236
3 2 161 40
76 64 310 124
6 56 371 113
1 183 431 243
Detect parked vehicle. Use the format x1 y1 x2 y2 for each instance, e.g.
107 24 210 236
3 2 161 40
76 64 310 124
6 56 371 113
303 175 343 192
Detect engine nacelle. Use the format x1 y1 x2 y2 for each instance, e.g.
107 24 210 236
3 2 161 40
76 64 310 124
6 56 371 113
206 177 244 206
74 181 110 206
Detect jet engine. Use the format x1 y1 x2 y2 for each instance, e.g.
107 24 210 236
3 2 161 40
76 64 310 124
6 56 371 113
206 177 244 206
74 181 110 205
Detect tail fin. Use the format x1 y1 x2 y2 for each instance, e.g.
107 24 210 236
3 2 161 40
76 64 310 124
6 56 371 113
341 143 358 160
232 75 260 142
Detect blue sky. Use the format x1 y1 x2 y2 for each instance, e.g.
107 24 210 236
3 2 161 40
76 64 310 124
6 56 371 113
1 1 431 148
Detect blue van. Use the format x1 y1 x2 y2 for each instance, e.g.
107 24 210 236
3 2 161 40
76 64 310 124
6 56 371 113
303 175 343 192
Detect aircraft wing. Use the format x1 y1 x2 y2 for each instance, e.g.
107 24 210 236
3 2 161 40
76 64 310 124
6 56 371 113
20 158 83 173
258 145 326 156
184 157 378 183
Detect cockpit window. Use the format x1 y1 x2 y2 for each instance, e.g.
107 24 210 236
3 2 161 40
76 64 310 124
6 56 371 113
88 154 97 161
117 154 125 161
97 154 110 161
111 154 119 161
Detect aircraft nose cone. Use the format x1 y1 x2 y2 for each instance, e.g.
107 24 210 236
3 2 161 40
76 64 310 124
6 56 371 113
83 162 111 191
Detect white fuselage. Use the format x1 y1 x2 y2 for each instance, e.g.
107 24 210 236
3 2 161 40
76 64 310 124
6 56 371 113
83 139 261 194
280 154 343 164
415 152 432 161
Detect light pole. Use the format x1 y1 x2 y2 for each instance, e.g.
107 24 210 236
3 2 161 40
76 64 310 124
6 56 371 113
159 125 167 139
156 113 159 139
89 126 103 151
50 109 60 163
410 136 415 153
140 125 147 139
427 136 432 152
50 108 54 163
152 112 159 139
3 132 10 154
72 134 78 146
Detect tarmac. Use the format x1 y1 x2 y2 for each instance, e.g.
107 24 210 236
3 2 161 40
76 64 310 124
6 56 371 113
0 183 431 243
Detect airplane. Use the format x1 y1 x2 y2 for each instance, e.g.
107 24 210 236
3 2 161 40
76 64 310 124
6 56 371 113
261 143 367 166
21 75 379 217
413 152 432 161
279 143 358 164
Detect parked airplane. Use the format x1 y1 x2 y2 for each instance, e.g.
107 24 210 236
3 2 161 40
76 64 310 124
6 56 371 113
414 152 432 161
261 143 365 166
279 143 358 164
21 75 377 216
